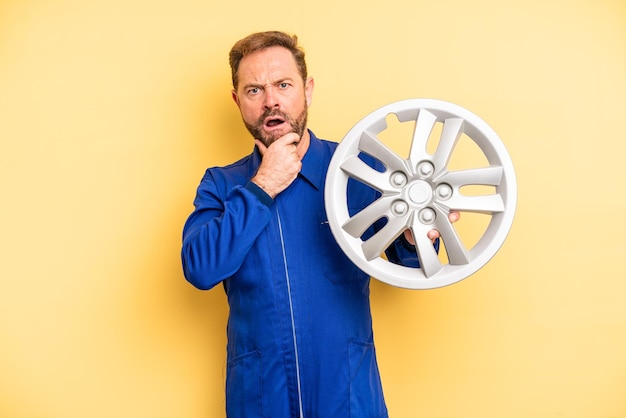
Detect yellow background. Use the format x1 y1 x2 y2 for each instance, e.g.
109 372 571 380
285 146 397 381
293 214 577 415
1 0 625 416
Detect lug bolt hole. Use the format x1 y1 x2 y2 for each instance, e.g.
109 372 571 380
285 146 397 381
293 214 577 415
436 184 453 200
417 162 434 178
419 208 436 224
392 201 409 217
390 171 408 188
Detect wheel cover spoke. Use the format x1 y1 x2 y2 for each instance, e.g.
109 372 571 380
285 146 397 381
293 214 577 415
428 117 464 176
362 214 410 261
360 131 408 174
410 216 443 277
342 196 395 238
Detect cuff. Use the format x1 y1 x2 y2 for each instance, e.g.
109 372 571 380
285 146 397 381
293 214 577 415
245 181 274 207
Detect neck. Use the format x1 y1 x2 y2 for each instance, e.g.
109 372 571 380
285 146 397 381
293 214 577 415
295 129 311 159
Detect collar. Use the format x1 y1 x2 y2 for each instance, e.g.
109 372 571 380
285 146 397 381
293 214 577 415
299 130 326 191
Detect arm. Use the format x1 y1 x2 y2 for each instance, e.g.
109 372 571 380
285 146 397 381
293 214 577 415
181 171 273 290
182 133 302 290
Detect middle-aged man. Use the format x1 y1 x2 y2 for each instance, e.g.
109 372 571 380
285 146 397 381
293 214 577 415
182 30 458 418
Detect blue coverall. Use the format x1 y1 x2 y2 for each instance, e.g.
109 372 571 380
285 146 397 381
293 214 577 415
182 131 420 418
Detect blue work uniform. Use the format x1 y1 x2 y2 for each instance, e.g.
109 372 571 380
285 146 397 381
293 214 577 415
182 131 419 418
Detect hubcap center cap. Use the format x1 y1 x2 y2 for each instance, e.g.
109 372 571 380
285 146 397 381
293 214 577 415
408 182 432 205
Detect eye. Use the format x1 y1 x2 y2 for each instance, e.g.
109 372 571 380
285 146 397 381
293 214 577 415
247 87 261 96
278 82 290 89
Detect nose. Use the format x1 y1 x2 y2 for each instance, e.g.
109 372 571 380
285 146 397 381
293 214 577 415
263 86 279 109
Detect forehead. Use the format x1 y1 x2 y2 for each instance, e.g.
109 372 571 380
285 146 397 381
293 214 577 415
238 46 300 86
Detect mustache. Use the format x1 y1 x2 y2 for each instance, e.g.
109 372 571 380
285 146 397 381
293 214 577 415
260 108 289 122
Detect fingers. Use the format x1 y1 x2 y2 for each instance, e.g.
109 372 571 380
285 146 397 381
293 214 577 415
427 211 459 243
404 229 415 246
274 132 300 146
255 132 300 156
251 133 303 198
404 211 460 247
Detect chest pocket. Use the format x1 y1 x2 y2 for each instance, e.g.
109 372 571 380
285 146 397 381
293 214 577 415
318 209 369 285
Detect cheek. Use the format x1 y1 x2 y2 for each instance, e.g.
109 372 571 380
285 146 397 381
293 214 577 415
239 103 261 122
286 96 306 115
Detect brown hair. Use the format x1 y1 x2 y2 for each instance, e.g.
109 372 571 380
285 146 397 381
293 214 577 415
229 31 307 90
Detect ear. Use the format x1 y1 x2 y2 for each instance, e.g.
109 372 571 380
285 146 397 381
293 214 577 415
231 89 240 107
304 77 314 107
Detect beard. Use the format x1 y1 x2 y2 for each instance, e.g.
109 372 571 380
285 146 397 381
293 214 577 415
243 101 308 147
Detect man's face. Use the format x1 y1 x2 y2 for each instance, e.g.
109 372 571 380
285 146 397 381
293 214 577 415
232 46 314 147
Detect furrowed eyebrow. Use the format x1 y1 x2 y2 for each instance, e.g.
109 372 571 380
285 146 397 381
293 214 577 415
242 82 263 91
275 78 294 85
242 78 295 90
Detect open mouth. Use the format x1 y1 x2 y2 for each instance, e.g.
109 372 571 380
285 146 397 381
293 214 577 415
264 116 286 129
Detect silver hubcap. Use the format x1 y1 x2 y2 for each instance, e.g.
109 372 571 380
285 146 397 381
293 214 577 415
324 99 517 289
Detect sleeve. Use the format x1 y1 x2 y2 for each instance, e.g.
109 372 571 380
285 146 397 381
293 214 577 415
181 169 273 290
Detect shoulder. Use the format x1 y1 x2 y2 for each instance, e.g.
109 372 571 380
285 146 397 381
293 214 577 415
308 131 339 157
199 152 256 191
310 130 338 147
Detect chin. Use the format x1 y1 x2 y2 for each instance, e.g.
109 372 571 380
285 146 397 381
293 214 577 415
263 127 296 144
